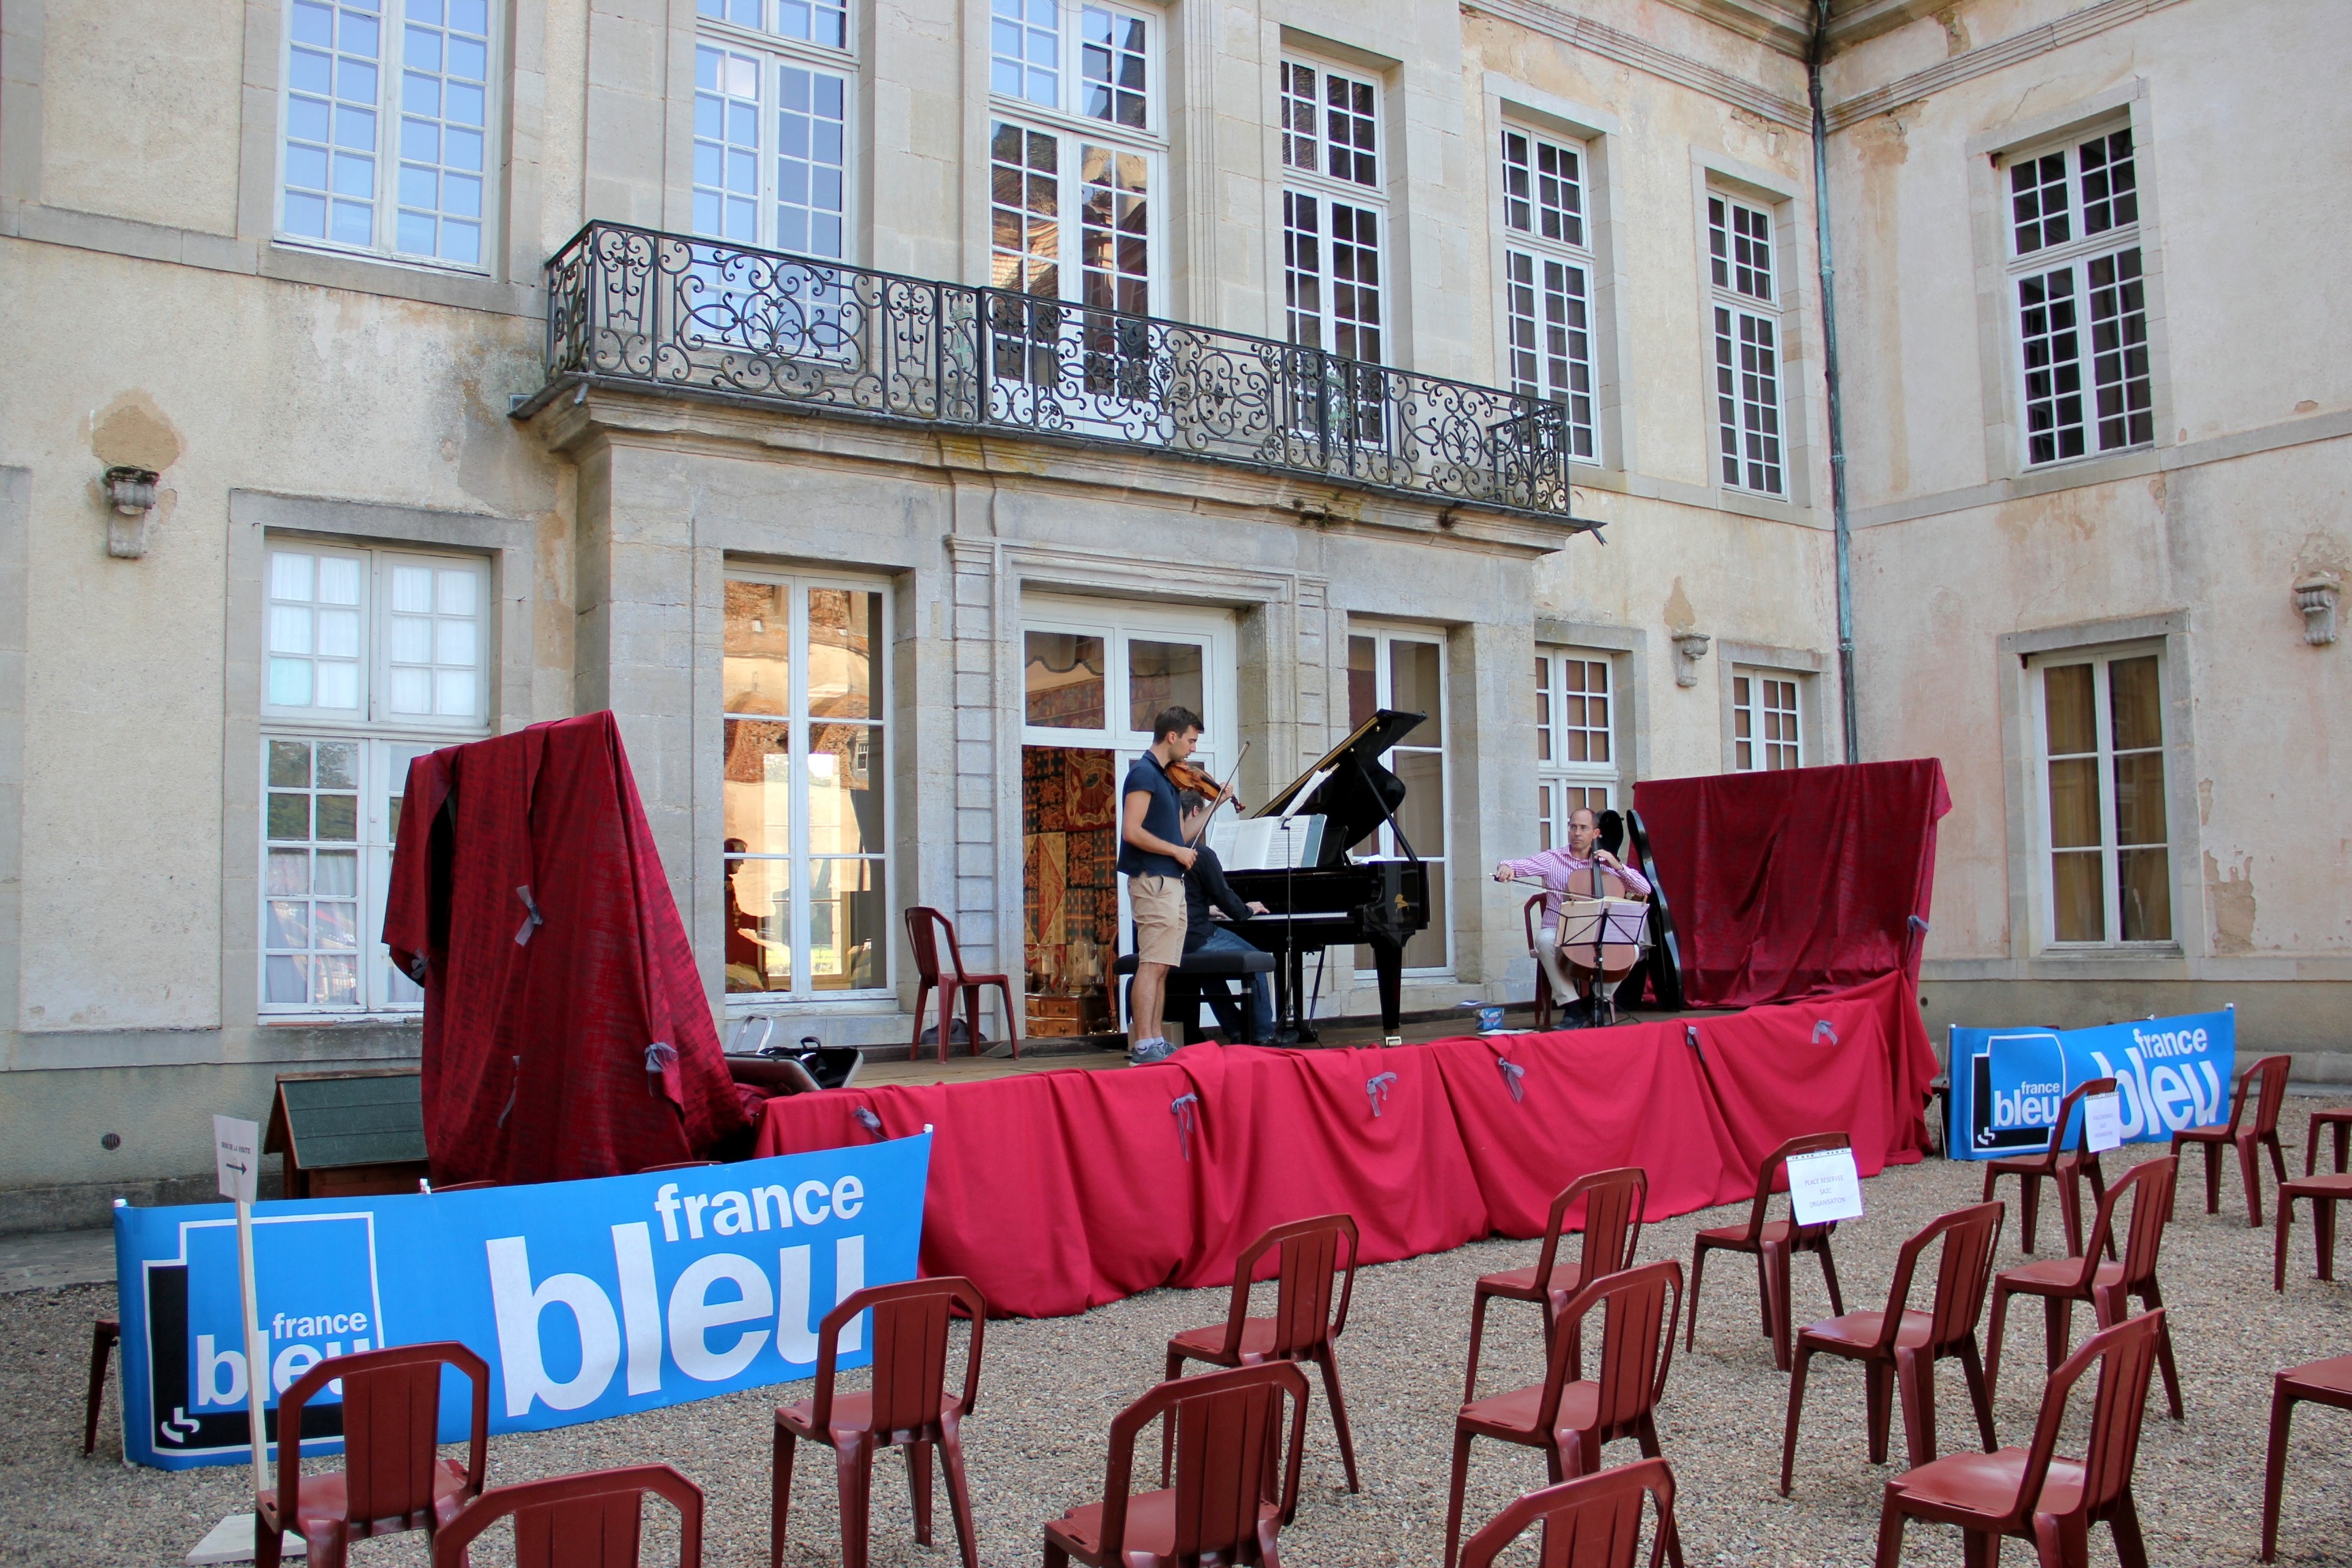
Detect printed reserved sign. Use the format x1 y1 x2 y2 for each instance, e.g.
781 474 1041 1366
1786 1147 1865 1226
112 1135 928 1469
1946 1009 2233 1160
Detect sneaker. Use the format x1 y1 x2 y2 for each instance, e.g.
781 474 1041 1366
1127 1037 1177 1066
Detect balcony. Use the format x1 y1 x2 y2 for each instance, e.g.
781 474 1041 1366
526 223 1589 528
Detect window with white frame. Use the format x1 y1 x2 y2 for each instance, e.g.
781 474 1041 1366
723 575 892 1000
1281 60 1385 365
1731 669 1801 771
692 0 853 257
278 0 499 268
2003 124 2151 466
1706 191 1784 495
1499 127 1597 461
1535 650 1617 848
261 541 492 1014
2034 647 2170 944
1347 630 1450 973
986 1 1164 387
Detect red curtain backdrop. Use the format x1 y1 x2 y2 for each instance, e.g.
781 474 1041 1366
755 973 1938 1318
385 712 749 1185
1632 760 1950 1009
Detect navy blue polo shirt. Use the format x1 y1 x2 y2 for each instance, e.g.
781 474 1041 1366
1117 752 1186 879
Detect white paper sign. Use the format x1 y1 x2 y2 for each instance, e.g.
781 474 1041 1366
2082 1092 2123 1154
1786 1146 1864 1225
212 1115 261 1205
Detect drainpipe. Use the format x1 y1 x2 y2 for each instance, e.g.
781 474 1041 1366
1809 0 1860 764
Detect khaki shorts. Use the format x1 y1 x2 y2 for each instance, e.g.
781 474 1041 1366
1128 874 1187 966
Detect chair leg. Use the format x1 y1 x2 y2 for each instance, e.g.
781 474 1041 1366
771 1424 796 1568
2108 1488 2150 1568
2239 1133 2266 1228
1864 1357 1895 1466
1160 1348 1186 1487
2042 1295 2072 1373
995 978 1022 1058
2263 1386 2296 1563
2202 1141 2223 1215
1763 1241 1795 1371
83 1318 118 1456
1955 1337 1998 1452
1817 1237 1846 1316
1893 1346 1936 1469
1441 1426 1477 1568
1872 1502 1909 1568
934 979 956 1066
2018 1173 2043 1254
1684 1241 1709 1352
1752 1247 1774 1335
2087 1159 2114 1262
1961 1526 2002 1568
938 1415 981 1568
836 1435 875 1568
1778 1345 1812 1495
908 980 933 1054
2275 1194 2296 1292
1463 1288 1492 1403
255 1514 282 1568
2264 1131 2289 1188
2317 1196 2340 1281
1313 1343 1361 1494
1986 1282 2014 1401
907 1438 934 1546
2031 1509 2089 1568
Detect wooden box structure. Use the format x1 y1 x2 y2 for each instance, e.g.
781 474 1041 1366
263 1069 431 1199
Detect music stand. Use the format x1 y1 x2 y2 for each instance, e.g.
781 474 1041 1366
1554 895 1650 1026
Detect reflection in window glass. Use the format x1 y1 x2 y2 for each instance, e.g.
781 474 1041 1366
1025 631 1106 728
261 737 363 1009
1127 640 1203 731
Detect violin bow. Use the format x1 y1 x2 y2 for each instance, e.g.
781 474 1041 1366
1183 740 1251 847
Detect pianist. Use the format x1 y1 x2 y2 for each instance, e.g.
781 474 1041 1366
1177 789 1275 1043
1492 807 1650 1005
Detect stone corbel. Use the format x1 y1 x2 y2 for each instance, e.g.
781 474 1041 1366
2294 576 2339 646
1671 632 1711 687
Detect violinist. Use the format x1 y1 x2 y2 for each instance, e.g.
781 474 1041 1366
1119 707 1203 1066
1492 807 1650 1007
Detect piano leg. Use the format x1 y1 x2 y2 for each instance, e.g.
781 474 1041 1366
1367 933 1405 1041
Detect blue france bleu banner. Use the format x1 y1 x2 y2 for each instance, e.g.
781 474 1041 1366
112 1134 928 1469
1946 1010 2232 1160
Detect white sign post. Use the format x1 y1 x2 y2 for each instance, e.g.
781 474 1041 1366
213 1115 270 1505
2082 1091 2124 1154
1786 1146 1865 1226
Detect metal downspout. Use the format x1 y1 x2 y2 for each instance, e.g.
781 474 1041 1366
1810 0 1860 762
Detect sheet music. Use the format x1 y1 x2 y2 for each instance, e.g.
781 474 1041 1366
1220 814 1326 870
1280 769 1332 821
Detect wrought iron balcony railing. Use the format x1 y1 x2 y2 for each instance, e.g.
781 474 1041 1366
535 222 1584 526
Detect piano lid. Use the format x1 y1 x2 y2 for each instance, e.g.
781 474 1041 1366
1247 708 1426 863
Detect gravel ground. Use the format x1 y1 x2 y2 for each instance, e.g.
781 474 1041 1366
8 1137 2351 1567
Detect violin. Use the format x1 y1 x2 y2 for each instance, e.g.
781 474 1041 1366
1165 759 1243 813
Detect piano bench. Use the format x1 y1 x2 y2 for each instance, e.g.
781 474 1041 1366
1114 948 1277 1045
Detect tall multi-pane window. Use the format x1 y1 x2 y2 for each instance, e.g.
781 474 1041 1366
691 0 853 257
278 0 497 267
1347 630 1449 973
2036 649 2170 944
1707 192 1784 495
1281 61 1384 364
261 542 492 1014
985 1 1162 384
2004 125 2151 466
1499 128 1597 460
723 576 892 999
1731 670 1801 771
1535 651 1617 847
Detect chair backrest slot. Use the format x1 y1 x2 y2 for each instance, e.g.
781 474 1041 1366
2111 1157 2176 1290
1918 1202 2005 1350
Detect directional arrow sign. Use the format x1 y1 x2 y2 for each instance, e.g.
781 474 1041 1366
213 1117 261 1205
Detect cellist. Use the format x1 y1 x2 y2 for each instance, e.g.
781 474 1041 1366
1492 806 1650 1007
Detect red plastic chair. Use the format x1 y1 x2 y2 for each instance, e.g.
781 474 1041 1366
1443 1259 1686 1568
255 1341 490 1568
1041 1361 1307 1568
1457 1459 1682 1568
773 1277 986 1568
1465 1167 1648 1400
1522 893 1556 1030
1987 1156 2183 1421
2273 1161 2352 1290
1164 1214 1360 1509
1980 1077 2115 1257
2306 1106 2352 1175
1780 1202 2004 1494
1687 1132 1848 1372
432 1463 704 1567
2261 1353 2352 1561
904 906 1019 1062
1873 1311 2166 1568
2171 1054 2291 1226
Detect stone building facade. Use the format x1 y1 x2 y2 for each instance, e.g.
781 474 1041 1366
0 0 2344 1224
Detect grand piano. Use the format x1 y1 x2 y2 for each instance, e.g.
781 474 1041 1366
1222 710 1432 1043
